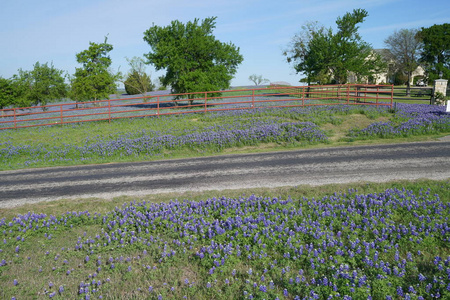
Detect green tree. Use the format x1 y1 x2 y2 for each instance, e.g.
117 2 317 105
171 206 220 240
248 74 269 86
417 23 450 81
70 37 117 105
384 28 422 95
0 77 18 110
284 9 385 85
143 17 243 105
122 57 155 96
11 62 68 109
284 21 332 84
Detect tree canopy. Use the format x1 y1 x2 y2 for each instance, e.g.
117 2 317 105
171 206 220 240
70 37 117 102
417 23 450 80
0 77 18 110
384 28 422 94
122 57 155 96
11 62 68 109
284 9 385 84
143 17 243 104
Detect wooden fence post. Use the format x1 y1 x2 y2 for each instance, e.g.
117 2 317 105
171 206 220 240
14 108 17 129
204 92 207 114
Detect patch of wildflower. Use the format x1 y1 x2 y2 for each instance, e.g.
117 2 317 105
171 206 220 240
1 187 449 298
348 103 449 138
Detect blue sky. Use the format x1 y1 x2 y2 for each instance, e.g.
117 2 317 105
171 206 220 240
1 0 449 87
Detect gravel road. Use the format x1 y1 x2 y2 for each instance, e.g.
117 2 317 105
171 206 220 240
0 141 449 208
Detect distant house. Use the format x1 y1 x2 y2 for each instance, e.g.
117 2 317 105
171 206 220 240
347 49 425 85
270 81 291 86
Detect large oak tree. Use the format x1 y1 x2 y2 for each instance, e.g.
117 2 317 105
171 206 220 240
284 9 385 85
417 23 450 81
143 17 243 105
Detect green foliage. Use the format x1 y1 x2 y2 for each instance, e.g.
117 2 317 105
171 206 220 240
143 17 243 105
70 37 117 102
434 91 447 105
393 71 408 86
417 23 450 80
123 57 155 96
0 77 17 110
124 71 152 95
10 62 68 109
284 21 331 84
284 9 386 84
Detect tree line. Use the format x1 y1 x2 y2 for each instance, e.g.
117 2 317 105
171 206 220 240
0 11 448 110
284 9 449 94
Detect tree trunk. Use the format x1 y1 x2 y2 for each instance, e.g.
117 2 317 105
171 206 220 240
406 72 412 96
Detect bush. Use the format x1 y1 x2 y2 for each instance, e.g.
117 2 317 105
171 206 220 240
434 91 446 105
393 71 408 86
124 71 154 95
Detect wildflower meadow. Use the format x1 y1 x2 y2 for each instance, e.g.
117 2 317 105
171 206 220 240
0 182 449 299
0 102 449 299
1 103 449 171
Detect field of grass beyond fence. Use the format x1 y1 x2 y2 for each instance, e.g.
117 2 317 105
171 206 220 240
0 102 449 299
1 103 449 171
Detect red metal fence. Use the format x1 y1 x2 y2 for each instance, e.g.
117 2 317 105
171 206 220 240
0 84 393 130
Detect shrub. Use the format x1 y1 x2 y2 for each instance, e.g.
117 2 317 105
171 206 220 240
124 71 154 95
434 91 447 106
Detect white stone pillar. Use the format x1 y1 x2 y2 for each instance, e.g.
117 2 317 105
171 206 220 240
434 79 448 95
433 79 448 105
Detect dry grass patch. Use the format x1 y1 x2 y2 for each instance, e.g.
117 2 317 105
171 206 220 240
322 114 390 141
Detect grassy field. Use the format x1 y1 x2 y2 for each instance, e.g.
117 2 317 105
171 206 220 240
1 102 449 299
1 102 449 171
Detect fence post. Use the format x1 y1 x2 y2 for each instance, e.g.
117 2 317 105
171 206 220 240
14 108 17 129
391 85 394 109
108 99 111 123
60 104 63 126
252 90 255 108
347 85 350 105
375 85 379 107
157 96 160 117
302 86 305 106
204 92 207 114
